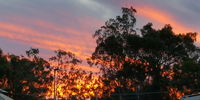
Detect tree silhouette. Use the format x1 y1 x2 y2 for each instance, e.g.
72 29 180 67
90 7 200 100
49 49 104 99
0 48 53 100
0 6 200 100
0 48 104 100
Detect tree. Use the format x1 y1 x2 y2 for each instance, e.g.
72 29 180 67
0 48 53 100
90 7 200 100
170 59 200 99
49 49 104 99
0 48 104 100
0 49 9 87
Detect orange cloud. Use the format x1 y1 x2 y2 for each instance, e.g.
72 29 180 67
0 21 98 72
136 6 194 33
8 15 98 50
120 3 200 42
133 5 200 42
0 22 91 57
121 3 200 44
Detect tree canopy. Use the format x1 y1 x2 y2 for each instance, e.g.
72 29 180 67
0 6 200 100
48 49 103 99
0 48 103 100
90 7 200 100
0 48 53 100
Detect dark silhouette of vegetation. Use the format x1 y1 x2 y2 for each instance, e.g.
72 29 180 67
49 49 103 99
0 49 103 100
0 6 200 100
0 48 53 100
89 7 200 100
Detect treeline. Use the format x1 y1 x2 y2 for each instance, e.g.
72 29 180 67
0 48 52 99
1 7 200 100
0 49 103 100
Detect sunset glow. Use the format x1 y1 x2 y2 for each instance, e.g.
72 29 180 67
46 73 104 99
0 0 200 100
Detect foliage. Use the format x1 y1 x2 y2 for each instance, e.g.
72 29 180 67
90 7 200 100
0 48 103 100
0 48 53 100
1 6 200 100
49 49 103 100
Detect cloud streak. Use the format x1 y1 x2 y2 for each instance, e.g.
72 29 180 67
0 0 200 72
0 20 99 71
137 6 194 33
135 5 200 41
0 21 92 58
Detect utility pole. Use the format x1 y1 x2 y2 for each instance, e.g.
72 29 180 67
137 92 140 100
119 93 122 100
95 91 98 100
54 68 59 100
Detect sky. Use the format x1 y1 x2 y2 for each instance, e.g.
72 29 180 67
0 0 200 72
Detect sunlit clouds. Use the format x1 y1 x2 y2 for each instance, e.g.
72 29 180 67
0 0 200 71
137 5 197 33
120 1 200 42
0 21 90 58
135 5 200 43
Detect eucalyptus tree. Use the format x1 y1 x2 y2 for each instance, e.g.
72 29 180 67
90 7 200 100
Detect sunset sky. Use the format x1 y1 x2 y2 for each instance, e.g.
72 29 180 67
0 0 199 71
